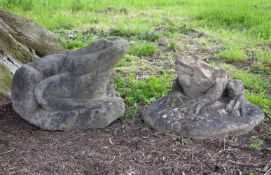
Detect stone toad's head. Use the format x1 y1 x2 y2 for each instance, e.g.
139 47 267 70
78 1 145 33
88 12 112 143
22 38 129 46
64 36 129 76
175 55 216 98
68 36 128 64
100 36 129 65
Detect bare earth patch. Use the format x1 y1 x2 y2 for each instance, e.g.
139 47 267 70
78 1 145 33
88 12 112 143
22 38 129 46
0 97 270 175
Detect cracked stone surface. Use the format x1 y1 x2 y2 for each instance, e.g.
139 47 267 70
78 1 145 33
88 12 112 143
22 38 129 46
11 37 128 131
144 55 264 138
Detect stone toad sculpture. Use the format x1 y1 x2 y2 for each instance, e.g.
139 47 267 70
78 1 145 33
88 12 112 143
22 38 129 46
11 37 128 130
144 55 264 138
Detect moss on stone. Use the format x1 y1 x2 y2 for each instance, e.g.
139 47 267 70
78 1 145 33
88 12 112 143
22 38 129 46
0 63 12 97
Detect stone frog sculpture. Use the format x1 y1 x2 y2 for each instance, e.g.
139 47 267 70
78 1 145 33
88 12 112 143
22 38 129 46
144 55 264 138
11 37 128 130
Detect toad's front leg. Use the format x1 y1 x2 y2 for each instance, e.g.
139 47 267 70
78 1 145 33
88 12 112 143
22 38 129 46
164 79 187 107
34 72 90 111
191 75 229 114
225 79 244 115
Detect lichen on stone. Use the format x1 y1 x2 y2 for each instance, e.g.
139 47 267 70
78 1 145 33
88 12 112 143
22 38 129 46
0 63 12 97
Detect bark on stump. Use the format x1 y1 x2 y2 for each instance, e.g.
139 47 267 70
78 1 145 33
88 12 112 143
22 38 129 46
0 9 64 97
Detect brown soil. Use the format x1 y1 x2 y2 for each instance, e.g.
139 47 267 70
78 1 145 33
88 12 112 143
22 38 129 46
1 30 270 175
0 97 271 175
231 59 254 70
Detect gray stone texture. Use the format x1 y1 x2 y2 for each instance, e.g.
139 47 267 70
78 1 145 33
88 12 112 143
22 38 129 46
11 37 128 130
144 55 264 138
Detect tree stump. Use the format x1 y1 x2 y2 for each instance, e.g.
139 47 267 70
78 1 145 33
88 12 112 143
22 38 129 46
0 9 64 97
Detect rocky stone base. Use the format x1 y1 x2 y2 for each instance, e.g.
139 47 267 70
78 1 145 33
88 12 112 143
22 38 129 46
144 85 264 138
14 96 125 131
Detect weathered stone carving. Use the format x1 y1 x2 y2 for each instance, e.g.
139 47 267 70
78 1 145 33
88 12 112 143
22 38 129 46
144 55 264 138
11 37 128 131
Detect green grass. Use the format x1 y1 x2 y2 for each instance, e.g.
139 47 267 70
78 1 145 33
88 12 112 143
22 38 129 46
116 55 151 74
1 0 34 11
166 39 177 51
251 62 271 74
0 0 269 36
61 33 96 49
0 0 269 40
221 64 270 113
256 51 271 64
249 136 264 150
222 64 269 92
245 91 271 114
115 73 172 106
218 48 247 63
128 41 157 57
110 29 161 42
115 73 173 118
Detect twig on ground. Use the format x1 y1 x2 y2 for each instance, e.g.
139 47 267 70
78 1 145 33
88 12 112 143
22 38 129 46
109 138 113 145
263 160 271 175
0 148 15 155
264 168 271 175
227 160 264 168
8 168 27 175
263 160 271 172
109 156 116 164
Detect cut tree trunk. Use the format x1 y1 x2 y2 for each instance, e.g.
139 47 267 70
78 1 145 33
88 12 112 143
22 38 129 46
0 9 65 97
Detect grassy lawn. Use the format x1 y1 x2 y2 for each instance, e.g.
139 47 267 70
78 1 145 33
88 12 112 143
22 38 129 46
1 0 270 116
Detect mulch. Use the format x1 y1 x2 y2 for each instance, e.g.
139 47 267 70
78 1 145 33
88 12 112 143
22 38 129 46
0 97 270 175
